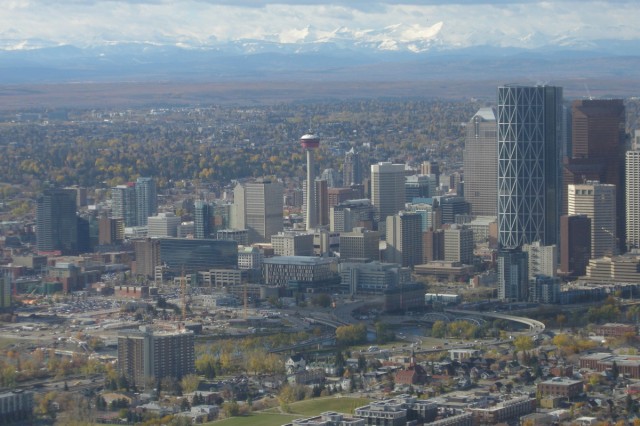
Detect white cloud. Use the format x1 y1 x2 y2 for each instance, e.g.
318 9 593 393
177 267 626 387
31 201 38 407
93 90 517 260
0 1 638 50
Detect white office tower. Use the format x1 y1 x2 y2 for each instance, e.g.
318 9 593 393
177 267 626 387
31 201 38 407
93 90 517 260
568 182 616 258
234 178 284 244
522 241 557 280
300 134 320 230
147 213 180 238
444 225 474 264
386 211 422 267
626 150 640 251
464 107 498 216
271 231 314 257
371 162 406 226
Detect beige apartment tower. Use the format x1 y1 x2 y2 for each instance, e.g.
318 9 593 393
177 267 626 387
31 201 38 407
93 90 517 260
568 182 616 258
371 162 406 226
234 178 284 244
626 150 640 250
386 211 423 267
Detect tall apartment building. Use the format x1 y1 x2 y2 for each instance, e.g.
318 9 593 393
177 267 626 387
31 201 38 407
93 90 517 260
444 225 474 264
339 227 381 262
271 231 314 256
498 248 529 302
234 178 283 244
98 217 124 245
133 238 161 279
371 162 406 226
626 150 640 250
497 85 563 249
118 326 195 389
147 212 181 238
568 182 616 258
0 274 10 311
464 107 498 216
111 177 158 227
194 200 213 239
559 215 591 279
36 188 78 255
111 183 138 226
529 275 560 304
523 241 557 280
563 99 626 248
135 177 158 227
386 212 423 268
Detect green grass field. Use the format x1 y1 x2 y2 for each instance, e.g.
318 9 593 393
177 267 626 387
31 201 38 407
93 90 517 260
286 397 371 416
206 396 372 426
206 412 302 426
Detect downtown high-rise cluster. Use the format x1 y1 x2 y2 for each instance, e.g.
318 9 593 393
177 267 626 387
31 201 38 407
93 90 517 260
468 86 631 302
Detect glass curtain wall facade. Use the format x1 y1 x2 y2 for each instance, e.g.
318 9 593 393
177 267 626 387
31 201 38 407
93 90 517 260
497 85 563 249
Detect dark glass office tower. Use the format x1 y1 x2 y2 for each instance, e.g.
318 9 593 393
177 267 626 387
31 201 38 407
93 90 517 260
563 99 626 249
36 189 78 254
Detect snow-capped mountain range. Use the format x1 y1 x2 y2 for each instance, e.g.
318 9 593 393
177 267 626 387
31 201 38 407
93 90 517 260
0 22 639 85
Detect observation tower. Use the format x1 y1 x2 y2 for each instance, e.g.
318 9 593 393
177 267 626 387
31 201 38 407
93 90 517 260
300 134 320 230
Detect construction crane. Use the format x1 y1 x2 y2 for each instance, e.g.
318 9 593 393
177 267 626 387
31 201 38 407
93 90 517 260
180 267 187 326
243 280 248 320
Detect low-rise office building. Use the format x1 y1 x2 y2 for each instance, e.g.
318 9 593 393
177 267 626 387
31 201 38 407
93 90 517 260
262 256 339 292
339 261 411 295
538 377 584 399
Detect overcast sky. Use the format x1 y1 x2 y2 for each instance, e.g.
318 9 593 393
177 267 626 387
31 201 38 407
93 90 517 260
1 0 638 50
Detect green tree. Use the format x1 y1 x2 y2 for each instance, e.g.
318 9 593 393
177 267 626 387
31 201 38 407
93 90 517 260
335 323 367 346
223 400 240 418
357 355 367 372
431 320 446 338
514 335 534 352
375 322 395 343
311 293 332 308
180 374 200 394
180 398 191 412
612 361 620 381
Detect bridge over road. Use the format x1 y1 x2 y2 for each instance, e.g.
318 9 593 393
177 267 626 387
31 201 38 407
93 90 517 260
444 309 545 336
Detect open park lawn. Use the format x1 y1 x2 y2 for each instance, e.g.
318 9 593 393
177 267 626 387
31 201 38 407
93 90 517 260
207 397 372 426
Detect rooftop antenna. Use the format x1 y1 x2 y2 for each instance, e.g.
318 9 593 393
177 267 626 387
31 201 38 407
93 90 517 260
181 266 187 326
583 83 593 100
